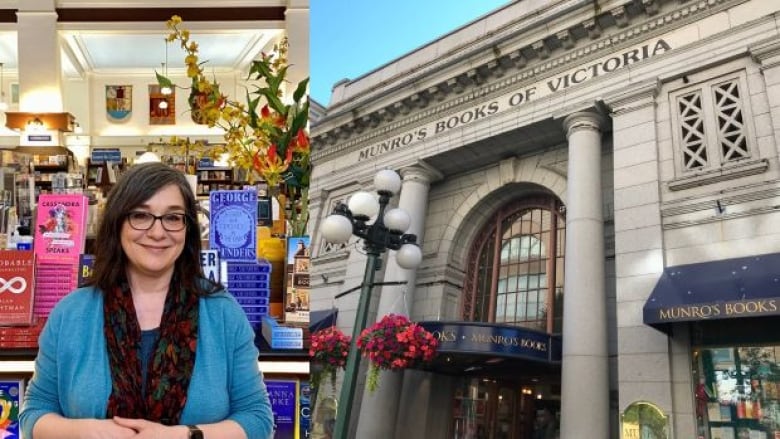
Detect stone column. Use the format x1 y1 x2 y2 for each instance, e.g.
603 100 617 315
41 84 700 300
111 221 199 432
17 0 63 112
559 111 609 439
355 164 438 439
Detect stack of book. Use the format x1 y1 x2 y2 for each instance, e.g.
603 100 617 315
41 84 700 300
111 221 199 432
226 260 271 328
261 316 303 349
32 194 87 319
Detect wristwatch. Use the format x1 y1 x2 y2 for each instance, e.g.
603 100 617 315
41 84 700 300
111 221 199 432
187 425 204 439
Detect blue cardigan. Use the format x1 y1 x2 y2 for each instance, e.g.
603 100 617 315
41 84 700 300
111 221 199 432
20 287 274 439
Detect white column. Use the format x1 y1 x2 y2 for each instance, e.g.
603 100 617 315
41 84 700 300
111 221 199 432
17 0 63 112
285 0 309 94
560 111 609 439
355 164 436 439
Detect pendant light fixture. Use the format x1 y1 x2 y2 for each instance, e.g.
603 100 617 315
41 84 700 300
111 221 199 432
0 63 8 111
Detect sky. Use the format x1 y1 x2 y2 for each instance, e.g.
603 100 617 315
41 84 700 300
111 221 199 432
310 1 512 106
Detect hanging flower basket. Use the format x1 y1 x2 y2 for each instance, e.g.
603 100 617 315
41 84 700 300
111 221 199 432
356 314 438 393
309 326 351 391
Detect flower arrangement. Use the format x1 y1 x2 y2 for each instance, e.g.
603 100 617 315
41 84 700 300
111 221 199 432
309 326 351 390
356 314 438 392
158 16 310 236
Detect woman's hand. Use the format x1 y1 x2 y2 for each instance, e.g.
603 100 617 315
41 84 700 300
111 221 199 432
77 418 137 439
112 417 189 439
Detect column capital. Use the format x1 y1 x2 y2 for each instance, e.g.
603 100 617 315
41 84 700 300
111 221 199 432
562 111 606 139
400 161 443 185
750 37 780 71
602 79 659 115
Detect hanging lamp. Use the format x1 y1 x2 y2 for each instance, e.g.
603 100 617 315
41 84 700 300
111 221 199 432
0 63 8 111
160 38 172 96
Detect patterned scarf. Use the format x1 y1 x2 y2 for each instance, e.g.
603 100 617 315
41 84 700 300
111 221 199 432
103 283 199 425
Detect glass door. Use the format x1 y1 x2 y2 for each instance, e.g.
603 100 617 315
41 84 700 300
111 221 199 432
452 379 523 439
493 386 516 439
452 379 490 439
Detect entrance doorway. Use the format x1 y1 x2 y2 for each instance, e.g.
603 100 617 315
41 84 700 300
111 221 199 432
451 377 559 439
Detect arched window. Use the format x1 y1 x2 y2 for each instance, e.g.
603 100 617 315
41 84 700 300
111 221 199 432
462 195 565 334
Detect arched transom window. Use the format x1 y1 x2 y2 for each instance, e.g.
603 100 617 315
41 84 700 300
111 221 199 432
462 195 565 334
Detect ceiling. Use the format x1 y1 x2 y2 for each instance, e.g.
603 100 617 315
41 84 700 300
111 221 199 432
0 26 282 79
60 28 281 77
0 1 288 78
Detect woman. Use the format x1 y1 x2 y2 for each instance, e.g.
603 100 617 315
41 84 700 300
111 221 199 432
21 163 274 439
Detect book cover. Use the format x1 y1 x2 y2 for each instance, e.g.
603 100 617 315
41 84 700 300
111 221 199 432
0 379 23 438
34 194 88 264
209 190 257 262
266 379 297 439
200 250 220 284
0 251 34 325
284 236 310 323
299 381 310 439
77 254 95 288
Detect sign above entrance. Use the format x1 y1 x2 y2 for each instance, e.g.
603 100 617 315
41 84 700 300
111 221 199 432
419 321 561 363
341 16 732 164
356 38 671 162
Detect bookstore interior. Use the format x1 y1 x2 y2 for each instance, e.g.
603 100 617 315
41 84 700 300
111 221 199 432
0 3 311 438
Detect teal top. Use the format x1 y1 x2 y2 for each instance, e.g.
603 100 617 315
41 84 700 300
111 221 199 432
20 286 274 439
140 328 160 397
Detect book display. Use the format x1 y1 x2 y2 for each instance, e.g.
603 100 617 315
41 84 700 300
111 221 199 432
0 6 310 437
85 153 126 195
196 166 240 197
695 346 780 439
0 167 308 397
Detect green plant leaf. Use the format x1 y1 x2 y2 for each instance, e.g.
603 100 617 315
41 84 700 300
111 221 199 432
155 71 174 89
246 91 260 128
293 77 309 103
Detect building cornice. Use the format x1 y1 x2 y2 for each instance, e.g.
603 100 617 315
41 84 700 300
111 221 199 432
313 0 747 163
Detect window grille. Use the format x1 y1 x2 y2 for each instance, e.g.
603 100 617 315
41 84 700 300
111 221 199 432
671 72 754 176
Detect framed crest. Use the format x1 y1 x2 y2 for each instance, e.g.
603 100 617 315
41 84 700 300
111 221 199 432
106 85 132 121
148 84 175 125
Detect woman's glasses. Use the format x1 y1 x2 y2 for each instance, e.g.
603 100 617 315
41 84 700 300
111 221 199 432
126 211 187 232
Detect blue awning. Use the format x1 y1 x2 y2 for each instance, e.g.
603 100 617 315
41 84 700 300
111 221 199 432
643 252 780 329
309 308 338 333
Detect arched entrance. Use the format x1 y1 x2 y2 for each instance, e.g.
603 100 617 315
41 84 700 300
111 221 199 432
449 193 565 439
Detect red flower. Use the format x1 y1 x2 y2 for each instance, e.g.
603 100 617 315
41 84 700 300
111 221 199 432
310 326 351 390
356 314 438 392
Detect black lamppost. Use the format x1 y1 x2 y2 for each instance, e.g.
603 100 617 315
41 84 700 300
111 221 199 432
319 169 422 439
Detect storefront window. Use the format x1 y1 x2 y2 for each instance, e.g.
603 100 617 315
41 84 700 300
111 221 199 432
451 377 559 439
693 345 780 439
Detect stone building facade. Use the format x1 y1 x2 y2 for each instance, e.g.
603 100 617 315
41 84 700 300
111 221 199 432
310 0 780 438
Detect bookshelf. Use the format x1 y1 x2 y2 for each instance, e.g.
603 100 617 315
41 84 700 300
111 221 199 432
196 166 239 197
